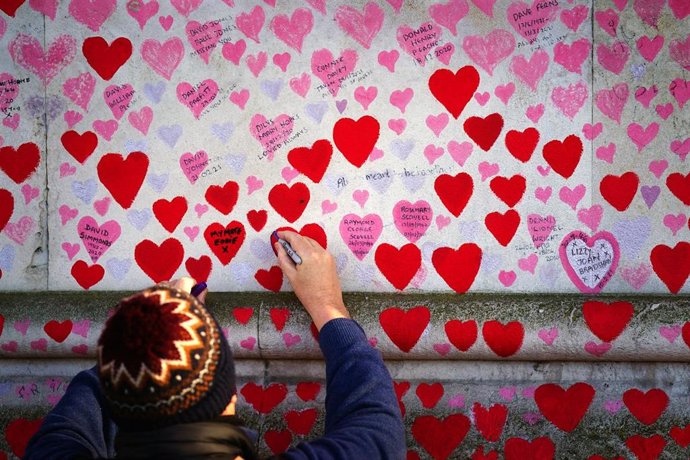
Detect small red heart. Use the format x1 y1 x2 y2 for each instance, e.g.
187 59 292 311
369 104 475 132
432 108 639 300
473 402 508 442
203 221 245 266
666 172 690 205
97 152 149 209
60 130 98 164
153 196 187 233
379 306 430 353
4 418 43 458
534 382 595 432
432 243 482 293
434 172 473 217
582 301 634 342
295 382 321 402
415 382 444 409
600 171 639 211
264 429 292 454
287 139 332 183
650 242 690 294
504 437 555 460
0 0 26 17
270 308 290 332
232 307 254 325
428 66 480 119
505 127 540 162
333 116 380 167
82 36 132 80
542 134 583 179
489 174 526 207
670 424 690 448
485 210 520 246
464 112 504 151
0 142 41 184
185 255 212 283
240 382 288 414
268 182 310 223
625 434 666 460
246 209 268 232
205 181 239 215
444 319 477 352
0 188 14 232
482 320 524 357
623 388 669 425
374 243 421 291
70 260 105 289
43 320 73 343
285 408 318 435
134 238 184 283
471 446 499 460
411 414 471 460
255 266 283 292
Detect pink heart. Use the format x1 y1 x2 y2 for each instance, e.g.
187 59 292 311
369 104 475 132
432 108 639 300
536 165 550 177
171 0 203 17
620 263 651 290
474 91 490 105
103 84 135 120
559 230 620 294
271 8 314 52
538 327 558 345
583 122 602 140
21 184 39 204
577 205 603 233
596 41 630 75
352 189 369 208
447 394 465 408
393 200 432 243
584 341 611 357
222 39 247 65
5 216 36 245
428 0 469 36
637 35 664 62
31 338 48 351
377 49 399 72
64 111 83 128
29 0 58 19
69 0 116 31
236 5 265 43
596 143 616 164
246 176 263 194
283 333 302 348
498 270 516 287
634 85 657 108
141 38 184 80
272 52 290 72
670 78 690 109
246 51 268 77
603 399 623 414
656 103 674 120
92 119 118 141
179 150 209 184
1 341 18 353
527 214 556 249
59 163 77 178
159 15 173 31
462 28 515 75
229 89 249 109
61 242 80 261
507 0 559 43
194 203 208 218
9 34 77 84
2 114 19 131
185 20 223 64
13 319 30 336
499 386 516 401
659 324 681 343
594 8 618 37
525 103 544 123
551 81 588 120
495 82 515 104
595 82 628 123
433 343 451 356
663 214 687 236
72 344 89 355
447 140 472 166
249 114 294 160
311 48 358 97
559 184 586 210
63 72 96 111
183 226 199 242
478 161 499 181
354 86 378 110
510 49 549 90
240 336 257 350
648 159 668 179
305 0 326 15
435 42 455 65
281 166 299 184
396 22 442 66
72 319 91 338
77 216 121 263
388 118 406 135
176 79 219 119
534 186 552 203
127 0 158 29
671 138 690 161
128 106 153 135
553 38 590 75
435 215 451 231
669 0 690 19
287 73 310 98
627 122 659 152
560 5 588 32
518 253 538 273
612 0 628 10
633 0 664 28
426 113 448 137
335 2 384 49
321 200 337 214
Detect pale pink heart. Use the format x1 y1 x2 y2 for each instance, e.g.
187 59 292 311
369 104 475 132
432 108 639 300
289 73 310 98
141 37 184 80
246 51 268 77
272 52 290 72
551 81 587 120
498 270 516 287
388 119 406 135
179 151 208 184
583 123 602 140
495 82 515 105
321 200 337 214
20 185 38 204
127 0 158 29
249 114 294 160
506 0 559 43
305 0 326 15
671 139 690 161
499 386 516 401
670 0 690 19
171 0 203 17
352 190 369 208
553 38 590 74
270 7 313 53
670 78 690 109
656 103 674 120
577 205 603 233
560 5 588 32
627 122 659 152
354 86 378 110
69 0 116 31
474 91 490 105
176 80 219 119
378 49 399 72
61 242 80 261
389 88 413 113
59 162 77 178
620 263 651 290
282 333 301 348
46 393 63 406
240 337 256 350
185 20 222 64
229 89 249 109
396 22 442 66
594 9 618 37
526 104 544 123
447 140 472 166
634 85 657 108
649 159 668 179
194 204 208 218
9 34 77 84
595 83 628 123
59 205 78 225
559 184 585 210
128 106 153 135
509 49 548 91
408 262 428 289
536 165 550 176
462 28 515 76
518 253 538 273
3 114 19 131
335 2 384 49
433 343 451 356
92 120 118 141
584 341 611 357
236 5 265 43
222 40 247 65
596 41 630 75
77 216 121 263
14 319 30 336
72 320 90 338
426 113 449 137
31 338 48 351
63 72 96 111
339 213 383 260
478 161 499 181
183 226 199 242
560 230 619 293
281 167 299 184
5 216 36 245
659 325 681 343
393 200 433 243
93 196 110 216
664 214 687 236
64 111 82 128
246 176 263 194
612 0 628 9
159 15 173 31
603 400 623 414
538 327 558 345
596 143 616 164
535 186 552 203
104 84 135 120
527 214 556 249
428 0 469 36
0 74 18 114
637 35 664 62
435 42 455 65
633 0 664 28
436 215 451 231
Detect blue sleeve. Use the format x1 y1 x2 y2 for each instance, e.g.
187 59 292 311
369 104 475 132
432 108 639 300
282 318 406 460
24 367 117 460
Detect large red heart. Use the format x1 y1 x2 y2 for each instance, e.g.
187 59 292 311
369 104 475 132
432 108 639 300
416 382 443 409
623 388 668 425
4 418 43 458
332 116 380 167
490 175 526 207
185 255 212 282
264 429 292 454
246 209 268 232
276 223 327 249
434 172 473 217
542 134 583 179
43 319 73 343
204 221 245 266
432 243 482 293
60 130 98 164
428 66 480 119
134 238 184 282
625 434 666 460
504 437 555 460
464 113 504 151
0 188 14 232
666 171 690 205
444 319 477 352
670 424 690 448
268 182 310 223
287 139 332 183
97 152 148 209
485 210 520 246
82 36 132 80
505 127 540 162
153 196 187 233
205 181 239 215
650 242 690 293
0 142 40 184
285 408 318 436
534 382 595 432
482 320 523 357
473 402 508 442
70 260 104 289
374 243 421 290
411 414 471 460
0 0 25 17
255 265 283 292
240 382 288 414
379 306 429 352
600 171 639 211
582 300 634 342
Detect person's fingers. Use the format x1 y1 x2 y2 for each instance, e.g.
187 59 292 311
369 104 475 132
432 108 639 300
196 288 208 303
275 242 298 278
170 277 196 293
277 230 313 255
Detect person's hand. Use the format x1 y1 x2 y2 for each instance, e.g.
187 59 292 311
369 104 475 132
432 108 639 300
274 231 349 330
169 276 208 303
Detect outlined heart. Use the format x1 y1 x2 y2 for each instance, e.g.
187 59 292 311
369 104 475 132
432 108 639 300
559 230 619 294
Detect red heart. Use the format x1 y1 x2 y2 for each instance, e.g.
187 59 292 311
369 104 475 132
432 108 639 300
625 434 666 460
473 402 508 442
246 209 268 232
287 139 332 183
0 188 15 232
432 243 482 293
4 418 43 458
276 223 327 249
485 210 520 246
600 171 639 211
623 388 668 425
434 172 473 217
472 446 499 460
82 36 132 80
233 307 254 325
379 306 430 353
666 171 690 205
270 308 290 332
60 130 98 164
268 182 310 223
444 319 477 352
205 181 239 215
203 221 245 266
464 113 504 151
295 382 321 402
240 382 288 414
153 196 187 232
542 134 583 179
411 414 471 460
416 382 444 409
504 437 555 460
534 382 595 432
0 0 26 17
489 175 526 207
264 429 292 454
185 255 212 282
482 320 524 357
134 238 184 283
650 242 690 293
684 322 690 349
670 424 690 448
44 319 73 343
97 152 149 209
70 260 104 289
428 66 480 119
374 243 421 290
0 142 40 184
582 300 633 342
333 116 380 167
505 127 540 162
285 408 318 435
255 265 283 292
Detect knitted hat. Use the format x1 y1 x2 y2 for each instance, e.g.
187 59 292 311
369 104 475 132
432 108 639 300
97 285 235 431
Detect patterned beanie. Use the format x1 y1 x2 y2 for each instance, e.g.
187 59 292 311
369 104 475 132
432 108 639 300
97 285 235 431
